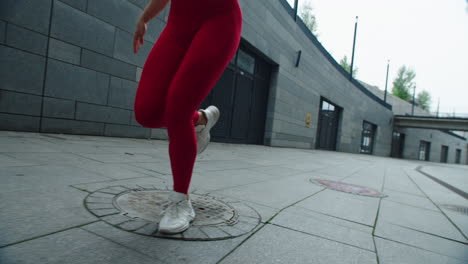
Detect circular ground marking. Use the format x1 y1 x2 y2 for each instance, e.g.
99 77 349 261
310 179 386 197
441 204 468 216
84 186 260 241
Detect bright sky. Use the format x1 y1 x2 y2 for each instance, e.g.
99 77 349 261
286 0 468 114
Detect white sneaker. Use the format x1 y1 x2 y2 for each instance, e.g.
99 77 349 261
196 105 220 154
158 191 196 234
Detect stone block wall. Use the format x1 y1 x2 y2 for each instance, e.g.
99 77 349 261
0 0 169 138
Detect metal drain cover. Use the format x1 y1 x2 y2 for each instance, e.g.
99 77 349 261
85 186 260 241
441 204 468 216
115 190 238 226
310 179 386 197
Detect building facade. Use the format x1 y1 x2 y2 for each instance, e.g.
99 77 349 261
1 0 466 164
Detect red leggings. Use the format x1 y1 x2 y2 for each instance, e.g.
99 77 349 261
134 0 242 194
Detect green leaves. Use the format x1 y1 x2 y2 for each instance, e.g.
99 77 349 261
417 90 432 111
299 1 318 35
391 65 416 101
340 55 358 76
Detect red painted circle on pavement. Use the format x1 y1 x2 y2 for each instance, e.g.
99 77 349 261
312 179 385 197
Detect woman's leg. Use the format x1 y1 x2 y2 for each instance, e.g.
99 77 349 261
164 7 243 194
133 24 200 129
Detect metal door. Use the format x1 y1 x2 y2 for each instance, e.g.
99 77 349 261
199 44 272 145
440 145 448 163
391 132 405 158
316 99 341 150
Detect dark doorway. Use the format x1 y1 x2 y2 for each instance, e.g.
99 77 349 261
200 43 273 145
455 149 461 164
316 99 341 150
360 121 377 154
419 141 431 161
440 145 449 163
391 131 405 158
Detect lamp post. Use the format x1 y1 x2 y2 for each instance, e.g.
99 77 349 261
350 16 359 80
384 60 390 103
411 85 416 115
294 0 299 22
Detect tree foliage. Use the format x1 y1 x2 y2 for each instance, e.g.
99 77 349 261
391 65 416 101
417 90 431 111
299 1 318 35
339 55 358 76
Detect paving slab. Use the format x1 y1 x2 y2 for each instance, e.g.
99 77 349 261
70 162 161 180
246 164 310 177
1 131 468 263
378 199 467 243
0 138 60 153
295 188 381 226
71 176 170 193
271 206 375 251
421 166 468 192
238 200 280 223
0 165 113 193
0 227 159 264
189 168 285 192
4 152 105 168
375 221 468 262
341 165 385 191
219 224 377 264
286 206 374 233
0 153 40 167
211 174 324 208
125 161 173 175
383 167 425 196
375 237 468 264
383 189 440 212
81 221 247 264
0 187 97 247
193 159 262 172
439 208 468 239
72 152 165 163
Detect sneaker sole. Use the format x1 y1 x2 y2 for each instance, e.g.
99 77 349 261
158 219 194 235
197 106 220 154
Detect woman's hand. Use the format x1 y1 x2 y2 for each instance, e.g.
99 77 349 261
133 18 147 54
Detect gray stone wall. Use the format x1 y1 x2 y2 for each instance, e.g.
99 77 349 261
240 0 393 156
0 0 169 138
2 0 464 163
399 128 467 164
360 82 467 164
1 0 395 157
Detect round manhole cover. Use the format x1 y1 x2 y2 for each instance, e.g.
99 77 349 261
310 179 386 197
84 186 260 241
441 204 468 216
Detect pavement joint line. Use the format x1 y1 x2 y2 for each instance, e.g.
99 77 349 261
383 187 426 198
293 206 375 229
371 168 387 237
268 223 376 253
416 166 468 200
382 199 440 213
70 175 161 189
216 188 327 263
372 236 381 264
72 163 165 178
374 235 468 262
70 185 92 193
275 207 373 235
404 169 468 242
386 222 468 246
79 226 169 264
203 172 309 195
0 220 101 249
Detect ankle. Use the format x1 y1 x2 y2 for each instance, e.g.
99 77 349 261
197 111 207 126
